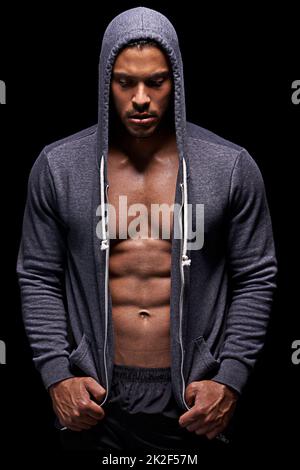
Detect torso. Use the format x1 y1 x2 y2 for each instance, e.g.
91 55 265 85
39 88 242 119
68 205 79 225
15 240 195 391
107 135 179 367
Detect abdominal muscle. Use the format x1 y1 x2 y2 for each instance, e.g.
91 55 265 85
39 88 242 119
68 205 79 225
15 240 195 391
109 237 172 368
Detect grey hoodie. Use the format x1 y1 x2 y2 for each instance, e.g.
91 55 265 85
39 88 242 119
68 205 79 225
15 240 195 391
16 7 277 426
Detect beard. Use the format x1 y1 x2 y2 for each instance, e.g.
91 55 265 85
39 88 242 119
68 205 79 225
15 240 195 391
108 94 175 144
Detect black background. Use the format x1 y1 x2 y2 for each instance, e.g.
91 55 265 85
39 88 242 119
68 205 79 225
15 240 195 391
1 0 299 465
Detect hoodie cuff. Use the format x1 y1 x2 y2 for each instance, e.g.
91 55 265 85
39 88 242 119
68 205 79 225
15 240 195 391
209 358 251 395
38 356 75 391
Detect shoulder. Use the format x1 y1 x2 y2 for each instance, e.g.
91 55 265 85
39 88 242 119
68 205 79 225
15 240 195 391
44 125 97 154
186 121 244 164
41 125 97 170
186 121 243 153
185 121 265 190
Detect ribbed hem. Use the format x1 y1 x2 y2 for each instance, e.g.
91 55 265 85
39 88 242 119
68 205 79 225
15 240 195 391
209 358 251 395
38 356 75 391
112 364 171 382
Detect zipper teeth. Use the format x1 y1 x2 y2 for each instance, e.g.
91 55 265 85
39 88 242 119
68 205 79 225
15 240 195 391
98 155 109 407
99 182 110 407
179 182 191 411
182 158 188 257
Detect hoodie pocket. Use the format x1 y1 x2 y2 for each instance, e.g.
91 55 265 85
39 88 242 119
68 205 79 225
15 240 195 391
186 335 220 384
69 334 99 380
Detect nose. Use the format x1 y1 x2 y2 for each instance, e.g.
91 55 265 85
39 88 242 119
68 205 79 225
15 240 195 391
132 84 150 112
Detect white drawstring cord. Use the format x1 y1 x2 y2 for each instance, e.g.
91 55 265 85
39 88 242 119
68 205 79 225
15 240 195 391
100 155 109 250
182 157 191 267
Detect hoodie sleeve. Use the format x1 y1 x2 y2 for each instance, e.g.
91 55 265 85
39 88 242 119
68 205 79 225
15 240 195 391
210 149 278 395
16 149 75 390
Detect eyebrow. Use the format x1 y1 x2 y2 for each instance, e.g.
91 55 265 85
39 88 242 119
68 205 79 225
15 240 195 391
112 71 171 80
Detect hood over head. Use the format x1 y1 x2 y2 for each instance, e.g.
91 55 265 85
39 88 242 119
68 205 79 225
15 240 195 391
97 6 188 174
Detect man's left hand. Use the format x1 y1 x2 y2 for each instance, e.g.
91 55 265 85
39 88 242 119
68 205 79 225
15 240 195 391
178 380 239 440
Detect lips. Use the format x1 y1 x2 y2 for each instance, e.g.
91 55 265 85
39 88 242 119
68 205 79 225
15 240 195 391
130 114 153 119
128 115 158 126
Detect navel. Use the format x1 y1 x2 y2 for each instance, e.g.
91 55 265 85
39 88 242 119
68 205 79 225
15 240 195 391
138 309 151 318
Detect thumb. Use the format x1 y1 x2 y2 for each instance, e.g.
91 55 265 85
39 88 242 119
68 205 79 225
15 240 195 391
84 377 106 402
185 382 197 407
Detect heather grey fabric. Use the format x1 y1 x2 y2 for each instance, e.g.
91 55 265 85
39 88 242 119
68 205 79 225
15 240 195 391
16 7 277 423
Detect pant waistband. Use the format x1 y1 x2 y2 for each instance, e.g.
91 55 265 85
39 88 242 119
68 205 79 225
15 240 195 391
112 364 172 382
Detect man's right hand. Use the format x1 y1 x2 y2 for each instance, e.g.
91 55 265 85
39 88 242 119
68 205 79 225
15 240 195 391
49 377 106 432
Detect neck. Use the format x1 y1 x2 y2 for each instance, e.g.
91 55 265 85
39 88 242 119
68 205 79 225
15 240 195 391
110 118 175 164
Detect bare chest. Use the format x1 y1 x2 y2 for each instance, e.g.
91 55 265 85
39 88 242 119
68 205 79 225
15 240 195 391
107 152 179 240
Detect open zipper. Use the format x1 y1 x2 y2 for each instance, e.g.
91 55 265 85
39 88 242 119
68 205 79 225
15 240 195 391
179 156 192 411
99 155 192 412
99 155 110 407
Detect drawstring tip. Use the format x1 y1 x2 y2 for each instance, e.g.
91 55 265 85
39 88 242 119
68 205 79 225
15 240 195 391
100 240 109 250
182 255 191 266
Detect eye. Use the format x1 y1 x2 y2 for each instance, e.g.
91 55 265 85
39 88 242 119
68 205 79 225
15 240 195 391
147 79 165 88
116 78 135 88
119 80 130 88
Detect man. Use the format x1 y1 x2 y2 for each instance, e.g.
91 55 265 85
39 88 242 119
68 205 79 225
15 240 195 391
16 7 277 453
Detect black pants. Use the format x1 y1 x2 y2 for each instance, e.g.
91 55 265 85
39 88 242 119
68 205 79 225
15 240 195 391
59 364 227 453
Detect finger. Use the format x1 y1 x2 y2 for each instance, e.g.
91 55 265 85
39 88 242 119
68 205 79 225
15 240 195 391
184 384 198 408
84 378 106 403
187 418 210 433
77 416 100 427
179 409 205 428
179 410 197 427
66 413 99 429
72 420 96 431
86 400 105 420
191 418 222 436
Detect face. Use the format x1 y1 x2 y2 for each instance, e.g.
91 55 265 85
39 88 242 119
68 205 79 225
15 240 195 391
111 45 173 138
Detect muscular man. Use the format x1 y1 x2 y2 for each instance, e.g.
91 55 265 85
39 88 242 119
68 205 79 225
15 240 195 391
108 43 178 370
16 7 277 453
